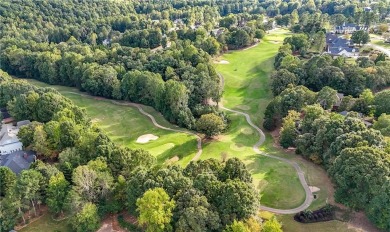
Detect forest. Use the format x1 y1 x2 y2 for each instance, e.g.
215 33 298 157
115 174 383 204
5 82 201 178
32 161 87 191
1 0 390 231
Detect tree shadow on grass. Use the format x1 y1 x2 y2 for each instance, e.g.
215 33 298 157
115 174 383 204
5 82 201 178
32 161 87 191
155 138 198 165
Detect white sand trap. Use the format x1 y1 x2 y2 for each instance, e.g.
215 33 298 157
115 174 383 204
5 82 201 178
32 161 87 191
214 60 230 64
271 41 280 44
136 134 159 144
91 118 101 123
236 105 251 110
309 186 320 193
230 143 246 151
241 127 254 135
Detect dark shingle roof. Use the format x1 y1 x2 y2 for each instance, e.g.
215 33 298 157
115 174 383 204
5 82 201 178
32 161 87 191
328 47 359 55
0 151 36 174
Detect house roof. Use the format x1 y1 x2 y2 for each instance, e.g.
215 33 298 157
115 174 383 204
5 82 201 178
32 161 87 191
335 23 368 31
334 93 344 107
328 47 359 55
0 150 36 174
0 121 31 146
326 33 339 43
0 124 20 146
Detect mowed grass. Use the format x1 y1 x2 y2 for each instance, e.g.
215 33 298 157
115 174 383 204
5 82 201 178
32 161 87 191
205 29 307 209
19 214 71 232
23 79 198 166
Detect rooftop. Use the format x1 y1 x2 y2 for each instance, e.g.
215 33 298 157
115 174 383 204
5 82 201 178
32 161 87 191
0 150 36 174
0 120 31 146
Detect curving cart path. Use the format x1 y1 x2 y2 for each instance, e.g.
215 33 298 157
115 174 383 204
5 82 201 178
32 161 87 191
218 74 313 214
63 91 203 161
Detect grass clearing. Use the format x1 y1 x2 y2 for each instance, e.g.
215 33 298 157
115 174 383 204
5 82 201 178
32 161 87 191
22 79 198 166
19 214 71 232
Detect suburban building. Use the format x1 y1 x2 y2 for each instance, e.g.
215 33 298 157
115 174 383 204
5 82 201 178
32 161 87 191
0 150 36 174
210 28 224 37
332 93 344 111
0 120 30 156
335 23 368 34
326 33 359 57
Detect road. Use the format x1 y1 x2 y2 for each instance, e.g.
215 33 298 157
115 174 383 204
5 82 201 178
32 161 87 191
218 74 314 214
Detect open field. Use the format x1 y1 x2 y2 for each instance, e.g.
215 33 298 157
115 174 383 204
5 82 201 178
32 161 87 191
23 79 198 166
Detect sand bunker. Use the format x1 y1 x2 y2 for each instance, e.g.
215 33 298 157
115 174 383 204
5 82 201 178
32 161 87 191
236 105 251 110
214 60 230 64
136 134 159 144
270 40 280 44
241 127 254 135
230 143 246 151
309 186 320 193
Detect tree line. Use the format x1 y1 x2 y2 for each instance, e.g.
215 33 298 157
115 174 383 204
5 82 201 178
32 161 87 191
261 46 390 230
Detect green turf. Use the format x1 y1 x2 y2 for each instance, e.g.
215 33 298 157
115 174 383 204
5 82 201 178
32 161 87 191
22 79 198 166
204 29 307 209
19 214 71 232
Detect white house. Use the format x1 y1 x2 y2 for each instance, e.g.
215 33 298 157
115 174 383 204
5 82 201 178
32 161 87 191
328 47 359 57
0 120 30 156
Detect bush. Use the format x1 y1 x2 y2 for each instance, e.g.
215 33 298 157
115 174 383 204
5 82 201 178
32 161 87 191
294 205 335 223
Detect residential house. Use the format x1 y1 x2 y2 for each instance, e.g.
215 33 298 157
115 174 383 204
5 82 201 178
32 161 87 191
326 33 359 57
210 28 224 37
332 93 344 111
338 111 372 128
0 120 30 156
335 23 368 34
0 151 36 174
364 7 373 12
328 47 359 57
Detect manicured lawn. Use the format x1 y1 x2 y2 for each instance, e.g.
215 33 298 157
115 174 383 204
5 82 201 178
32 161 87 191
208 29 308 209
19 214 71 232
22 79 198 166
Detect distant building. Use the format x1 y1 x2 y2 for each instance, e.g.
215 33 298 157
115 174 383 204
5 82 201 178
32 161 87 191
102 38 111 46
333 93 344 111
364 7 372 12
210 28 224 37
0 150 36 174
326 33 359 57
0 120 30 156
335 23 368 34
328 47 359 57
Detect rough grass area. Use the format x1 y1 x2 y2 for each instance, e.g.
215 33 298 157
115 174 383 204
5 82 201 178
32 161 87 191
23 79 198 166
19 214 71 232
278 215 356 232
